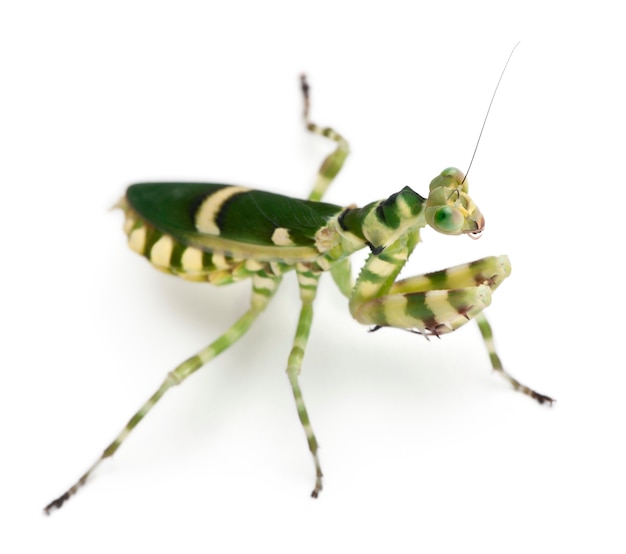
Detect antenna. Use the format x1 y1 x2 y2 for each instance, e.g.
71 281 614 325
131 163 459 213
462 42 520 184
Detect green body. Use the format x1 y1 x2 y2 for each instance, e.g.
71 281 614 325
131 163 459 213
45 77 552 514
122 183 350 282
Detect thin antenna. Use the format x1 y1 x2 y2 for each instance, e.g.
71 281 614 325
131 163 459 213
463 41 520 184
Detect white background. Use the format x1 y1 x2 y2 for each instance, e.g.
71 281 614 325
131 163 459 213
2 1 624 552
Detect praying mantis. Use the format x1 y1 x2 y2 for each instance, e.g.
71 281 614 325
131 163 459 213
45 54 552 514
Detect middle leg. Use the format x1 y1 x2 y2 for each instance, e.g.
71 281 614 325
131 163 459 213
285 264 324 497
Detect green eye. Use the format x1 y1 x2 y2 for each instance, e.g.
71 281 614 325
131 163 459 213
433 206 464 233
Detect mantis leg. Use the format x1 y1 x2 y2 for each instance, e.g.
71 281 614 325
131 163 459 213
285 265 324 497
44 274 281 514
350 255 511 333
300 75 350 203
385 259 552 403
475 312 553 404
350 251 552 403
300 75 354 297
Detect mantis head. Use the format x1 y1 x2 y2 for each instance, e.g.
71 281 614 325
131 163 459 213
424 167 484 239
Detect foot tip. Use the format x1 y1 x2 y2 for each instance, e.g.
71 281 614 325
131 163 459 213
43 492 70 515
533 392 555 406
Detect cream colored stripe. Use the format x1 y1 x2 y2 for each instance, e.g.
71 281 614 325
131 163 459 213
297 273 318 288
271 227 294 246
355 280 380 299
316 257 331 271
396 195 413 218
382 296 416 328
367 256 397 277
150 235 175 267
195 186 250 235
253 275 278 292
181 247 204 271
123 214 136 235
424 290 454 324
269 261 283 275
128 226 147 254
245 259 263 271
212 253 230 269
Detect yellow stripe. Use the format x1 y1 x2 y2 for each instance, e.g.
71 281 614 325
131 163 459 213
316 257 331 271
367 257 396 277
271 227 294 246
297 273 319 288
123 214 136 235
424 290 456 330
212 253 231 269
355 280 380 300
253 275 278 292
245 259 263 272
181 247 204 271
128 226 147 254
195 186 250 235
269 261 283 275
151 235 175 267
396 195 413 218
381 296 416 328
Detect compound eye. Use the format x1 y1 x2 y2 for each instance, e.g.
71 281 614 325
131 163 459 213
433 206 464 234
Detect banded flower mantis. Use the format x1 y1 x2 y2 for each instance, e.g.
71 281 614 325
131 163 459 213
45 70 552 514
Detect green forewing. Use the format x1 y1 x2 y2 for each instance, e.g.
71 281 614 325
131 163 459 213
126 183 343 247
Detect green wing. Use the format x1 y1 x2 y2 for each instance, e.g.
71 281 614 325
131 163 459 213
126 183 344 258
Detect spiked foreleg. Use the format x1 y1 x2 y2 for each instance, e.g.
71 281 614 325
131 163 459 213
350 253 512 336
286 265 324 497
387 257 553 402
387 256 511 296
355 285 493 336
475 313 554 405
44 274 281 514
